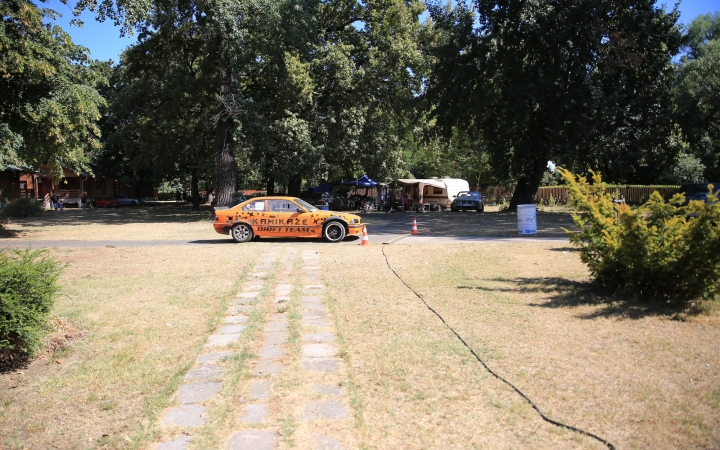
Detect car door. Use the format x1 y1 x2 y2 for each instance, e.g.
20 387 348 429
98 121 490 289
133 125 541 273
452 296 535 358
266 199 312 237
239 199 269 236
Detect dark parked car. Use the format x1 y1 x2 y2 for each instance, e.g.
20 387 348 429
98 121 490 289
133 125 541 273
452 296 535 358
679 183 720 205
450 191 484 212
315 193 349 211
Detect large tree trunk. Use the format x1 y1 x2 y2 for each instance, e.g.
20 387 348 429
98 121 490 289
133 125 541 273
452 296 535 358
214 66 238 207
191 168 201 211
287 175 302 197
266 175 275 196
215 116 237 207
508 158 546 211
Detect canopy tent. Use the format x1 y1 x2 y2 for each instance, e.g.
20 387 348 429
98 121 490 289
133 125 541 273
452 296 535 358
341 174 379 187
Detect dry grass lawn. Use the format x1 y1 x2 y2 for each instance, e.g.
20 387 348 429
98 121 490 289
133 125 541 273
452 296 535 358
0 205 218 241
0 244 264 449
320 243 720 449
1 216 718 449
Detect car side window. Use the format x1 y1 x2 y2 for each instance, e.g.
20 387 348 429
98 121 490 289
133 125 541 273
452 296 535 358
268 200 296 212
242 200 265 211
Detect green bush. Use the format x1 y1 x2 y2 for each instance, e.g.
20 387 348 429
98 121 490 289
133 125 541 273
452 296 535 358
0 249 62 368
0 198 46 218
558 167 720 303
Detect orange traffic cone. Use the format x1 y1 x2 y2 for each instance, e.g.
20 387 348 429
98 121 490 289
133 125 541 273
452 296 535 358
361 224 370 246
411 218 419 235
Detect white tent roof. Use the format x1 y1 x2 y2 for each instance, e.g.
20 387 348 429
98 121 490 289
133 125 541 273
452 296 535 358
397 178 447 189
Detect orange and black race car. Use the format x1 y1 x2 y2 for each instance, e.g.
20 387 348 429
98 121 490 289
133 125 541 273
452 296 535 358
213 196 363 243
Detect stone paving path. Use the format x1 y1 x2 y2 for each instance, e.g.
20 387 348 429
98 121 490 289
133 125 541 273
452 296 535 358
155 247 354 449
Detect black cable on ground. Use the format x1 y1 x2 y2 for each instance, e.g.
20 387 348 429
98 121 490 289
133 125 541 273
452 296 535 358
381 246 616 450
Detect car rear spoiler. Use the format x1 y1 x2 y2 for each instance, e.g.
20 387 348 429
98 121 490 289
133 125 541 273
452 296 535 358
213 206 229 211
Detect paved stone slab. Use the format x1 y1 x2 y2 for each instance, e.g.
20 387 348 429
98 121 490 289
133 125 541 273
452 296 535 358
303 296 323 303
260 344 284 359
185 365 224 381
230 299 256 307
218 324 246 335
244 283 264 291
239 403 268 423
303 303 327 312
237 292 259 299
274 296 290 304
196 351 234 364
270 313 287 321
156 435 191 450
300 401 349 421
162 404 207 427
302 358 340 372
205 333 241 347
225 315 249 324
226 430 277 450
303 343 336 358
248 380 272 400
276 284 292 290
229 301 255 314
265 322 288 332
177 381 222 403
265 331 288 345
311 384 343 397
303 333 336 343
253 360 282 376
312 434 345 450
251 272 267 279
304 284 325 290
303 318 329 327
304 311 328 320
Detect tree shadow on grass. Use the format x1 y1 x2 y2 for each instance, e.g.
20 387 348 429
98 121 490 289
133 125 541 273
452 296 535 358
460 277 690 319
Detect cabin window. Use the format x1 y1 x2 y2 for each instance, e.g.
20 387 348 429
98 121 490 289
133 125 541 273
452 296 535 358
433 187 444 195
19 182 27 190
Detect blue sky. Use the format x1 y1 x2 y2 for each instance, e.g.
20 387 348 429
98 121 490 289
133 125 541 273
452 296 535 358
44 0 719 63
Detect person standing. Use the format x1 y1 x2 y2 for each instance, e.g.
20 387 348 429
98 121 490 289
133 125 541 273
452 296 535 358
50 191 59 212
81 191 89 212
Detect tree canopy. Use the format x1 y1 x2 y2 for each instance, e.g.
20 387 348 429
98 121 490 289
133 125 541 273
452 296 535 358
675 12 720 180
0 0 105 176
426 0 683 207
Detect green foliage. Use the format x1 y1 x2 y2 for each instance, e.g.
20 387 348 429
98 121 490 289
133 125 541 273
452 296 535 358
558 167 720 303
0 0 106 173
426 0 683 206
0 198 46 218
0 249 62 368
675 14 720 180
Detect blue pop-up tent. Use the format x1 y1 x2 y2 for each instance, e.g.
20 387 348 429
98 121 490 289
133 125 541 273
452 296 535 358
341 174 379 187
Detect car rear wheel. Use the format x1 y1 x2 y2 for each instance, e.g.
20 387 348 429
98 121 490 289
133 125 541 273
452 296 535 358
477 205 484 213
323 221 346 243
231 223 253 243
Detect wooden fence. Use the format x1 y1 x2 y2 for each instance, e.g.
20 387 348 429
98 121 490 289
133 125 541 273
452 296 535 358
536 185 680 205
479 185 681 205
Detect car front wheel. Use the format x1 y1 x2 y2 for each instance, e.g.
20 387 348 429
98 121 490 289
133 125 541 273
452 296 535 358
323 221 346 243
231 223 253 243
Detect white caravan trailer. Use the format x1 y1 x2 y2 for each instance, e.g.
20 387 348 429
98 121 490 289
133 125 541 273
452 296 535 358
396 177 470 209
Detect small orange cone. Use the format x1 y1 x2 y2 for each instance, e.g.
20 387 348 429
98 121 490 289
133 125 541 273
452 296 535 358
411 218 419 235
361 224 370 246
